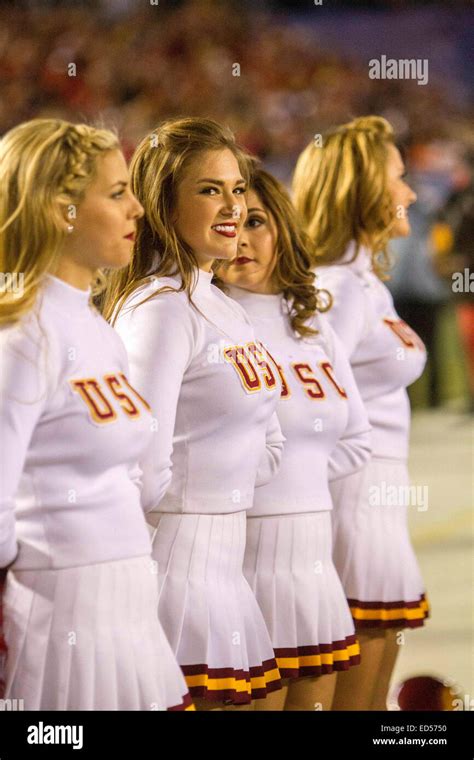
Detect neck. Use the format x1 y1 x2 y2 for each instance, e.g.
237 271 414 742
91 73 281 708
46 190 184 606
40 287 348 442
53 258 95 291
225 283 284 318
249 283 280 295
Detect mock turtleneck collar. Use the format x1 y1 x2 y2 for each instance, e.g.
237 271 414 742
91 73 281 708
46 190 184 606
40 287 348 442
43 274 92 312
166 267 214 295
339 241 373 274
225 284 287 319
193 267 214 292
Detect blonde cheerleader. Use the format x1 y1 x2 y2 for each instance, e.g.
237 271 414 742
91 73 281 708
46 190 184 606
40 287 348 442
0 119 193 711
293 115 428 710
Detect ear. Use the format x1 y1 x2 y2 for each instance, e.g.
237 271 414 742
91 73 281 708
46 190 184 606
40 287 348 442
170 205 178 225
57 198 77 233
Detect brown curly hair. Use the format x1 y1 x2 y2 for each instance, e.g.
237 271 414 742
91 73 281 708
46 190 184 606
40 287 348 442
217 157 332 338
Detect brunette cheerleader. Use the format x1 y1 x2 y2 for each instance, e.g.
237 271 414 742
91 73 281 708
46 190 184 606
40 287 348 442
102 118 284 709
217 161 371 710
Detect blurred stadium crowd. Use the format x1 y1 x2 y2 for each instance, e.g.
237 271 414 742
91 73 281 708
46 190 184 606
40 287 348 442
0 0 473 409
1 0 472 163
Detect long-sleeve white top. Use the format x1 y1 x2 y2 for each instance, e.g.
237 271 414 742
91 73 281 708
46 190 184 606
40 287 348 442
0 275 153 570
225 285 372 515
316 243 427 460
114 268 285 515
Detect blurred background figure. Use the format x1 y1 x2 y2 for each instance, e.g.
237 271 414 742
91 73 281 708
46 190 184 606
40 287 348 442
430 156 474 414
387 139 466 410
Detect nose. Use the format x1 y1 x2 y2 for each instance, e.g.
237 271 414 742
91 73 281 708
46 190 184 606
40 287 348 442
130 195 144 219
220 190 246 222
407 184 417 206
238 228 249 249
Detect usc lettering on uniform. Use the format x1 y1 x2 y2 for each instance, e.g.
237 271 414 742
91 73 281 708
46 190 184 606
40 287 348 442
224 343 347 402
383 318 425 351
223 341 280 394
291 360 347 401
264 345 292 399
319 361 348 398
70 373 150 424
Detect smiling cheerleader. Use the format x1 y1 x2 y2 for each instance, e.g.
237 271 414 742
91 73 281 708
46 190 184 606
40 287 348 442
102 118 285 709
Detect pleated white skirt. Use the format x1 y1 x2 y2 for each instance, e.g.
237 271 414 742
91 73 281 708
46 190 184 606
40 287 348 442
2 555 194 710
244 511 360 678
330 457 429 629
150 510 282 704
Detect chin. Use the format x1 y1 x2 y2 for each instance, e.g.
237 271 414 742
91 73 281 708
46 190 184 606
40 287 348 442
213 246 238 261
105 252 133 270
391 221 411 239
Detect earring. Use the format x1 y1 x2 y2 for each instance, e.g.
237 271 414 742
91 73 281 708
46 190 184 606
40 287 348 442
67 224 74 233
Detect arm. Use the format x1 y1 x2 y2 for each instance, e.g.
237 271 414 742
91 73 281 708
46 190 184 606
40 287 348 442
0 319 51 567
114 292 196 513
255 411 286 487
316 268 367 359
326 329 372 481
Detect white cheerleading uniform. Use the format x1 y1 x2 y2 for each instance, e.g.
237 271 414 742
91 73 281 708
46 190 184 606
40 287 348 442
114 268 285 704
317 243 429 629
226 284 371 678
0 275 193 710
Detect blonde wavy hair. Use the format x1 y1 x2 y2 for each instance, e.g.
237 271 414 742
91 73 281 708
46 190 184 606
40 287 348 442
100 117 250 324
0 118 119 325
217 158 332 338
292 115 397 278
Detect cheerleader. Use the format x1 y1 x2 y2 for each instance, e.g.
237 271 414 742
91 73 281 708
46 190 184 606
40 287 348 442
293 115 428 710
102 118 284 709
0 118 193 711
216 161 371 710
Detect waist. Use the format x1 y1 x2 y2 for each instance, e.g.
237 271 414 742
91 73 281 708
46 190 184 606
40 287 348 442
152 490 255 515
9 546 151 573
12 506 152 571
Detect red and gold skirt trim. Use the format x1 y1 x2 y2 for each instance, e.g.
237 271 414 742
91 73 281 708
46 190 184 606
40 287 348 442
181 658 282 705
167 691 196 711
274 634 361 679
349 593 430 630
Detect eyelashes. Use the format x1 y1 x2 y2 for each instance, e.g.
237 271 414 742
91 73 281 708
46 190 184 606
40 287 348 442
199 186 247 195
246 216 265 228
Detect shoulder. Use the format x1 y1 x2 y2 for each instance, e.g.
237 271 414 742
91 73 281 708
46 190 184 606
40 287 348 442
316 263 366 298
0 312 44 362
118 277 196 324
0 305 60 402
0 291 63 360
210 282 252 321
303 311 338 360
115 277 201 352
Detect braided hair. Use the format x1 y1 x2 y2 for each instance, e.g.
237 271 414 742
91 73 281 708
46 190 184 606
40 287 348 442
0 118 119 324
